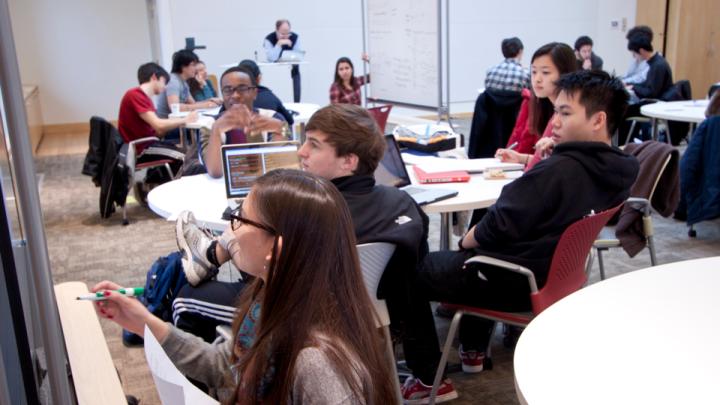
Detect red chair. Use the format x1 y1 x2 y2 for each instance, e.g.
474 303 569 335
427 203 623 405
367 105 393 133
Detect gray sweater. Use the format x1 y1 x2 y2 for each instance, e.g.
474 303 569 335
161 325 365 404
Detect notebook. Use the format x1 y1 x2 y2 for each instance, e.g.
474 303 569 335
374 135 458 205
221 141 300 209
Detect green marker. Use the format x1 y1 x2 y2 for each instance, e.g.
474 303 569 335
76 287 144 301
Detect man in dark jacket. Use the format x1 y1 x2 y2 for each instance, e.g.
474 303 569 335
172 104 428 342
626 31 672 100
401 70 640 403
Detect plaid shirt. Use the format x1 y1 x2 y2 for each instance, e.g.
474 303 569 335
329 75 368 105
484 59 530 93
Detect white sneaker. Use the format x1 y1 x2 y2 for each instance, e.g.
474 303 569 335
175 211 216 286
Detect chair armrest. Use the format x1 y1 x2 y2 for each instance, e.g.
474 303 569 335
464 255 539 293
128 136 160 149
626 197 651 216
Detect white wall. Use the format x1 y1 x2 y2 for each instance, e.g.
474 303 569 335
449 0 636 102
8 0 152 125
162 0 366 106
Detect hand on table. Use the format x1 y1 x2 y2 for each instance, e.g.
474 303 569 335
495 148 524 163
184 110 199 124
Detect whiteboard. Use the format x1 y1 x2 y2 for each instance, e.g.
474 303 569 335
367 0 440 108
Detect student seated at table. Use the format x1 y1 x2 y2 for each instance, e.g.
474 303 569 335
186 66 289 177
237 59 294 125
622 26 652 85
156 50 222 119
172 105 428 349
495 42 578 167
117 62 198 178
399 70 640 403
187 60 218 102
484 37 530 93
625 27 673 101
329 55 370 105
574 35 603 71
92 169 397 403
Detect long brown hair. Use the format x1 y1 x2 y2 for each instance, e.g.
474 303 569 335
528 42 578 135
228 169 394 404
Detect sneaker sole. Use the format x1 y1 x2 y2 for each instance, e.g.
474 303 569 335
461 363 484 373
404 390 459 404
175 212 203 286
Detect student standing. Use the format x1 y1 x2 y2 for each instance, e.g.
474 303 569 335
264 19 303 102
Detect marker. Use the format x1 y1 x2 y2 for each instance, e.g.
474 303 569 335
76 287 144 301
507 142 518 151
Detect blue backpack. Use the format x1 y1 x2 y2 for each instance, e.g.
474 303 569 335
141 251 189 322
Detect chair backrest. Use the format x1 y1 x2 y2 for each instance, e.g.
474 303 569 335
531 204 623 314
208 74 219 95
357 242 396 327
367 105 393 133
708 83 720 99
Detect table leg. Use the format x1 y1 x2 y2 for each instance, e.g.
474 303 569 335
650 117 658 141
440 212 452 251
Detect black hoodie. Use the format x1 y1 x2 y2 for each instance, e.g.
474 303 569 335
473 141 639 287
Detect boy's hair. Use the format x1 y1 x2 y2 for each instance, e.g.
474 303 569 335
574 35 593 51
305 104 385 176
171 49 199 74
501 37 523 58
627 33 653 53
626 25 653 42
137 62 169 85
555 70 629 136
238 59 261 81
220 66 258 87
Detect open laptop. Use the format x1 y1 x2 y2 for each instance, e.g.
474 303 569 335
221 141 300 210
374 135 458 205
277 50 305 63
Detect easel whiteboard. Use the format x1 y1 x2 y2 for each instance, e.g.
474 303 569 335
366 0 440 108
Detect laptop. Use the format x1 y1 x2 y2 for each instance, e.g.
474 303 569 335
375 135 458 205
221 141 301 210
277 50 305 63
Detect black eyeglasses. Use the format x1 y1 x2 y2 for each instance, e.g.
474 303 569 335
229 208 276 234
221 85 257 96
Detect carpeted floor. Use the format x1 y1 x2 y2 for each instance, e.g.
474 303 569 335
38 143 720 404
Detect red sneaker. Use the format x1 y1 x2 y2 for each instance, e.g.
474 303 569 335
401 377 458 404
459 346 485 373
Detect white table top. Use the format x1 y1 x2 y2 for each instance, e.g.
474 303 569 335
147 158 518 231
514 256 720 405
640 99 708 123
219 61 308 69
284 102 320 122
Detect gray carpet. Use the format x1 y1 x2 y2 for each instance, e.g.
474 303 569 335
37 145 720 404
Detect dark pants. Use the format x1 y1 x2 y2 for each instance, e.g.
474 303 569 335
403 250 532 383
291 65 301 102
173 280 246 342
137 140 185 178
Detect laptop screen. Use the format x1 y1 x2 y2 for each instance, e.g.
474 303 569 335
221 141 300 198
375 135 411 188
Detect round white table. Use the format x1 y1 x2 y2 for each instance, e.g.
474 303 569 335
148 158 520 248
640 99 708 140
513 256 720 405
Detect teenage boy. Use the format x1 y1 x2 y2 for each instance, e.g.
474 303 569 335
156 49 222 119
400 70 640 403
625 30 673 100
574 35 604 71
173 104 429 343
117 62 197 176
484 37 530 93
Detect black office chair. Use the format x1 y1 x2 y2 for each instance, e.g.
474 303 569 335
468 89 523 158
709 83 720 98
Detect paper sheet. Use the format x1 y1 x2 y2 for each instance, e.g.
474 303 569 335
144 325 220 405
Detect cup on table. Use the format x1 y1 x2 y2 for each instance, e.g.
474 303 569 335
170 103 180 115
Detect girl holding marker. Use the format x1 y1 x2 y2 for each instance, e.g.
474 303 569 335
92 169 395 403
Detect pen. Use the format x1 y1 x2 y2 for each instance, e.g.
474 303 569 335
507 142 518 150
76 287 144 301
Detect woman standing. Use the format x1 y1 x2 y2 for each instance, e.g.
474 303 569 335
330 55 370 105
93 169 395 404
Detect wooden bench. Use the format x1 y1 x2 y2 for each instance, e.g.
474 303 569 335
54 282 126 405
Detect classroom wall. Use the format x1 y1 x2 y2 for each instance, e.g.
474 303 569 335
6 0 636 125
8 0 152 125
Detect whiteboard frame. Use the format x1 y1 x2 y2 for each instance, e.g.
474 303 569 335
362 0 450 119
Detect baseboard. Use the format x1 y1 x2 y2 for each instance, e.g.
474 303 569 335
43 120 118 136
